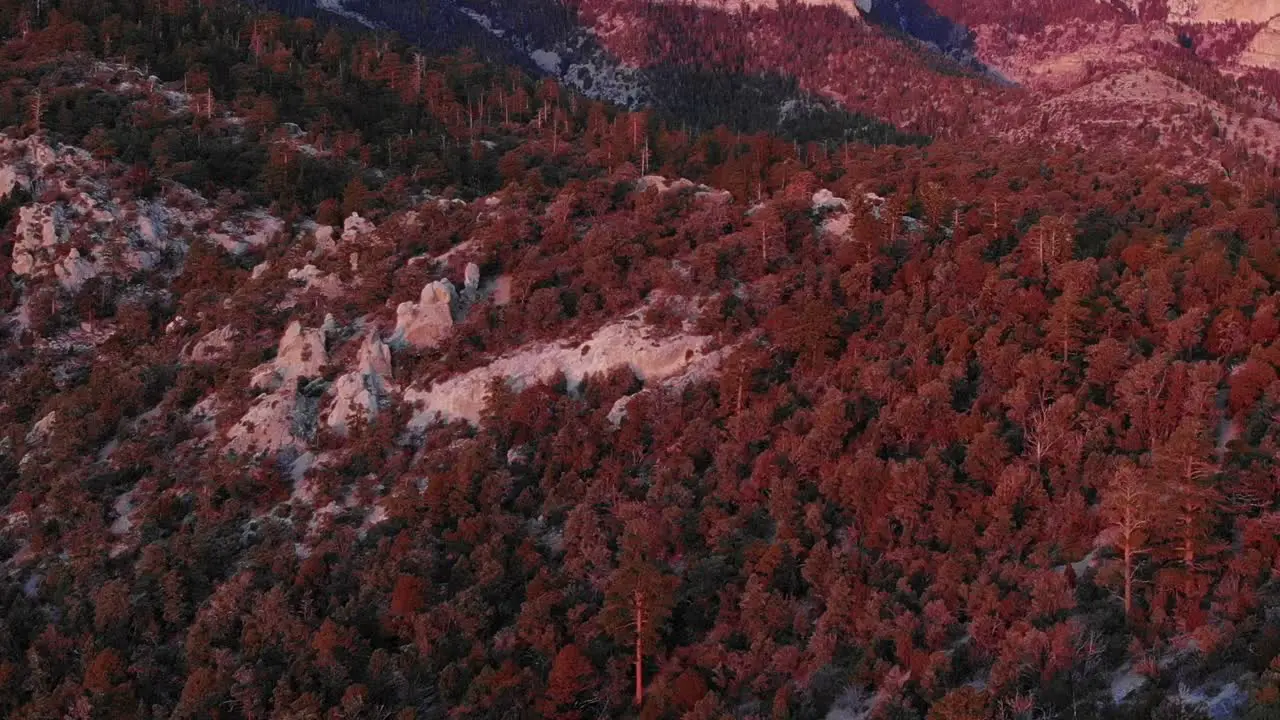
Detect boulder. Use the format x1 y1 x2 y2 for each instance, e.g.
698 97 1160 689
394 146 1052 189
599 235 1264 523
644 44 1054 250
251 321 327 392
812 188 849 212
26 411 56 445
312 225 337 256
274 321 328 383
341 212 375 242
325 330 397 434
464 262 481 293
393 279 457 349
55 248 97 292
187 325 237 363
226 387 301 455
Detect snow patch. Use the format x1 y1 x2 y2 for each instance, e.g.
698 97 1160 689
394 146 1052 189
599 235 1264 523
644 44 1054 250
531 49 562 74
313 0 377 28
1110 665 1148 704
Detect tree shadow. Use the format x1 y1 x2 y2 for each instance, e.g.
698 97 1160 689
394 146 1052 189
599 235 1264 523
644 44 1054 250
857 0 986 72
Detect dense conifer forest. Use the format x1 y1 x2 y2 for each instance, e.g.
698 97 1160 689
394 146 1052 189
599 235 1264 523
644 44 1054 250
0 1 1279 719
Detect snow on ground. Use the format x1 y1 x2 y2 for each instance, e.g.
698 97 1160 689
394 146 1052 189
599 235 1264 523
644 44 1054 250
655 0 862 20
1179 681 1250 719
1110 665 1149 704
457 6 647 108
313 0 378 28
531 49 562 74
458 7 505 37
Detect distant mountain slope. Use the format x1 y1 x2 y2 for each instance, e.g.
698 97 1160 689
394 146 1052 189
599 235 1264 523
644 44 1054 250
253 0 926 145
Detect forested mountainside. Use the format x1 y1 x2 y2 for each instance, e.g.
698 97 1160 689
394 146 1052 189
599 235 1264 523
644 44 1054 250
3 1 1280 720
252 0 924 145
275 0 1280 183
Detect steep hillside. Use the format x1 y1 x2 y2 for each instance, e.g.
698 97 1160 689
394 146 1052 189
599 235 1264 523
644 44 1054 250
3 1 1280 719
284 0 1280 180
254 0 923 145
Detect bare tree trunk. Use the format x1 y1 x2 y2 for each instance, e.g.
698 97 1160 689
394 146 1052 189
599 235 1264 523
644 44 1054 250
633 591 644 707
1123 540 1133 619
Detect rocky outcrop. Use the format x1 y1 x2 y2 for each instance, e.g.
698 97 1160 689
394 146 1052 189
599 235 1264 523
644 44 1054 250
405 310 719 429
635 174 732 203
341 212 375 242
185 325 238 363
393 279 457 349
226 390 302 455
26 411 57 446
54 249 97 292
464 262 481 300
281 322 327 374
1239 18 1280 70
325 330 397 434
1167 0 1280 23
11 204 63 277
812 188 848 212
229 322 328 455
287 264 343 297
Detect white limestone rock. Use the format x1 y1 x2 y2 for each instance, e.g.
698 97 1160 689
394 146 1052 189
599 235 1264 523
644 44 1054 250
312 225 337 257
287 264 343 297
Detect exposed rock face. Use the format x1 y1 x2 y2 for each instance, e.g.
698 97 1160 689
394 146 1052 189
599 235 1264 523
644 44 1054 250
272 321 328 385
229 322 328 455
186 325 238 363
287 264 343 297
0 135 269 292
1239 19 1280 70
0 165 19 199
325 330 397 434
463 258 478 293
812 188 849 212
635 175 732 203
341 212 375 242
405 311 718 428
11 205 63 278
311 225 338 257
1168 0 1280 23
393 280 457 349
54 248 97 292
226 390 302 455
26 412 57 445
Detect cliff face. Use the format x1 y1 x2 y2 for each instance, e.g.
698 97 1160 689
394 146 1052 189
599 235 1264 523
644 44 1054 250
1168 0 1280 23
1239 18 1280 70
